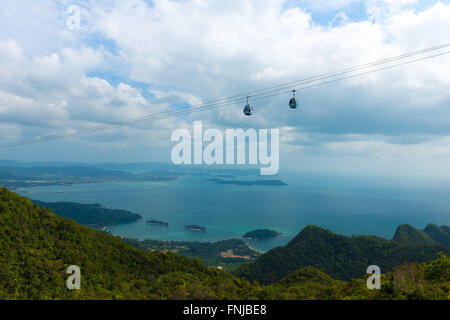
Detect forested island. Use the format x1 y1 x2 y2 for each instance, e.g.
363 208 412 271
146 219 169 226
33 200 142 227
185 224 206 231
243 229 281 240
209 178 287 186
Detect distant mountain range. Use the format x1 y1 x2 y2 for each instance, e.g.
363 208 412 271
0 160 177 169
0 160 260 175
0 161 263 190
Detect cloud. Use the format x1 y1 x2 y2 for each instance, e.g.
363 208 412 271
1 0 450 178
89 0 450 134
324 135 450 159
0 39 181 149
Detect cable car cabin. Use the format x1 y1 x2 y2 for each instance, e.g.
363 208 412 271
243 96 253 116
289 90 297 109
243 103 253 116
289 97 297 109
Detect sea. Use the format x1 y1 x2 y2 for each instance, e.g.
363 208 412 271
15 173 450 252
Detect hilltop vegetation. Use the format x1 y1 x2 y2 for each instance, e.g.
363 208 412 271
393 224 440 245
234 225 450 284
0 187 448 300
258 255 450 300
423 224 450 246
0 187 255 299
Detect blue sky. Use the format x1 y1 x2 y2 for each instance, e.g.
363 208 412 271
289 0 450 24
1 0 450 178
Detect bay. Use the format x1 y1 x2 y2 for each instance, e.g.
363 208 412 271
16 173 450 252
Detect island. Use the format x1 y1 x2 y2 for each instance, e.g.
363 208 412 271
185 225 206 232
209 178 287 186
146 219 169 226
243 229 281 240
211 174 236 179
33 200 142 228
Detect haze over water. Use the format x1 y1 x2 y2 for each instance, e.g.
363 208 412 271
17 173 450 251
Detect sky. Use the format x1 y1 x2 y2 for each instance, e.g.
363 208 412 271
1 0 450 178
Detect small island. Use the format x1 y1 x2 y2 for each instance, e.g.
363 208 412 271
146 219 169 226
243 229 281 240
185 225 206 232
210 178 287 186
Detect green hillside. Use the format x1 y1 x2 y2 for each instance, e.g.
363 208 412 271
392 223 450 246
0 187 448 300
0 187 255 299
423 224 450 246
234 225 449 284
393 224 437 245
251 256 450 300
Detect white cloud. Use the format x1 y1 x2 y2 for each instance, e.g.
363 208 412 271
366 0 418 21
0 39 180 147
325 135 450 159
90 1 450 97
1 0 450 175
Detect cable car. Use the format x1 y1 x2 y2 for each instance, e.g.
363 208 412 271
289 90 297 109
243 96 253 116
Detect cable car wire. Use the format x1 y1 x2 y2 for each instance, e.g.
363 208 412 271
1 46 449 149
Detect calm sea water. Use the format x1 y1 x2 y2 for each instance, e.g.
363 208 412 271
16 173 450 251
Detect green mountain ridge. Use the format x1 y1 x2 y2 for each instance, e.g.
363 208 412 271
234 225 450 284
393 224 438 245
423 224 450 246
